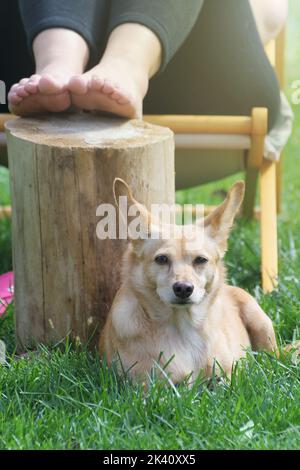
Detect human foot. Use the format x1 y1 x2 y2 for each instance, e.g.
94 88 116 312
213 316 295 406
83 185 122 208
68 57 149 119
8 29 90 116
8 71 73 117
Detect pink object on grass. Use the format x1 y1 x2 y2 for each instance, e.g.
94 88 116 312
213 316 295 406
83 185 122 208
0 271 14 316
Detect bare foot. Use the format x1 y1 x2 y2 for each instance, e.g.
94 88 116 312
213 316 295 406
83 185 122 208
8 71 72 116
68 57 148 119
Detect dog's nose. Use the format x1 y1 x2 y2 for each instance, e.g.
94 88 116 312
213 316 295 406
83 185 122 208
173 281 194 299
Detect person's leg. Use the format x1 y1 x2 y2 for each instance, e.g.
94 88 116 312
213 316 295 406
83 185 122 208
9 0 109 116
143 0 281 131
68 0 204 118
249 0 288 45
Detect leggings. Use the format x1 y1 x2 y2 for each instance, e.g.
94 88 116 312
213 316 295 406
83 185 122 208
12 1 281 129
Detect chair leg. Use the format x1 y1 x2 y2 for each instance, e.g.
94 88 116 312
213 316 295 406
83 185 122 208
276 153 284 214
260 160 278 293
244 108 268 219
243 167 259 219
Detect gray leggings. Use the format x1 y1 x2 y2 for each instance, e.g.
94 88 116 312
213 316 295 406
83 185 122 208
19 0 280 130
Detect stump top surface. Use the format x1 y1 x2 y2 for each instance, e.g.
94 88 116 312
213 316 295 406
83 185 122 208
5 113 173 149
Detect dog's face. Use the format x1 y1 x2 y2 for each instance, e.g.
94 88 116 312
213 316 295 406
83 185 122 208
147 225 221 307
114 179 245 310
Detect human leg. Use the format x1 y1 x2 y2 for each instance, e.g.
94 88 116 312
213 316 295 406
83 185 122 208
9 0 109 116
143 0 281 131
68 0 204 118
249 0 288 45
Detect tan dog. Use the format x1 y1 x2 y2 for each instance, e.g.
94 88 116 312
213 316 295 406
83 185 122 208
99 179 278 384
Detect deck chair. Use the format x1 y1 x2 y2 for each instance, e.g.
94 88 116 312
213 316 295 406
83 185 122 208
144 28 289 293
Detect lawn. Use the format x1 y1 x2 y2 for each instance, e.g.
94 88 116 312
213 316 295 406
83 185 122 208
1 3 300 450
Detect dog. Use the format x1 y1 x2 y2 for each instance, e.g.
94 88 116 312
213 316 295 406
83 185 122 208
99 178 278 385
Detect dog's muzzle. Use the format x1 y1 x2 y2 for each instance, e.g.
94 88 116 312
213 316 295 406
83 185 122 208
172 281 194 299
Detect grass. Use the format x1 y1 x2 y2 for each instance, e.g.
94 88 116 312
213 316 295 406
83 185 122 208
1 2 300 450
0 347 300 450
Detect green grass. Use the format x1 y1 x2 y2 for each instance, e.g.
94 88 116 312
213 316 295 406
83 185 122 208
0 346 300 450
1 2 300 450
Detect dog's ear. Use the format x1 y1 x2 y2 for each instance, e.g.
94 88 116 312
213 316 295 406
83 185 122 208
113 178 151 241
203 181 245 256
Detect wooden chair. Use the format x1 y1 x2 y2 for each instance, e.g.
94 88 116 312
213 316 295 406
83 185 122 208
0 30 286 292
144 29 286 293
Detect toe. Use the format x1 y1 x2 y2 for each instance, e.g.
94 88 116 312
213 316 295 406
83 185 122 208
29 74 41 82
39 74 66 94
9 83 19 93
19 78 30 86
25 81 39 94
38 74 61 94
68 75 88 94
44 91 72 113
16 85 29 98
8 93 22 105
111 91 122 101
117 96 130 105
11 90 71 116
25 74 41 94
102 80 116 95
113 87 131 105
89 75 104 91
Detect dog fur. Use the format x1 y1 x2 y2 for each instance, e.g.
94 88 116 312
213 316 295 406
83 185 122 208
99 179 278 384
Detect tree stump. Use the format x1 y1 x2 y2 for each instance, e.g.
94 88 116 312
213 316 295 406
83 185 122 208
5 114 174 350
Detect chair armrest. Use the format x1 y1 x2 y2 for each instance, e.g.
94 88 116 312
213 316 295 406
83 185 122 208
144 115 252 134
0 113 16 132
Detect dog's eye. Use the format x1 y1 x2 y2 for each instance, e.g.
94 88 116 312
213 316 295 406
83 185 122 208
193 256 208 265
154 255 169 265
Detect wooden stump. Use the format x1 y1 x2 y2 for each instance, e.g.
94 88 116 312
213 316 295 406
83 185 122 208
5 114 174 350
